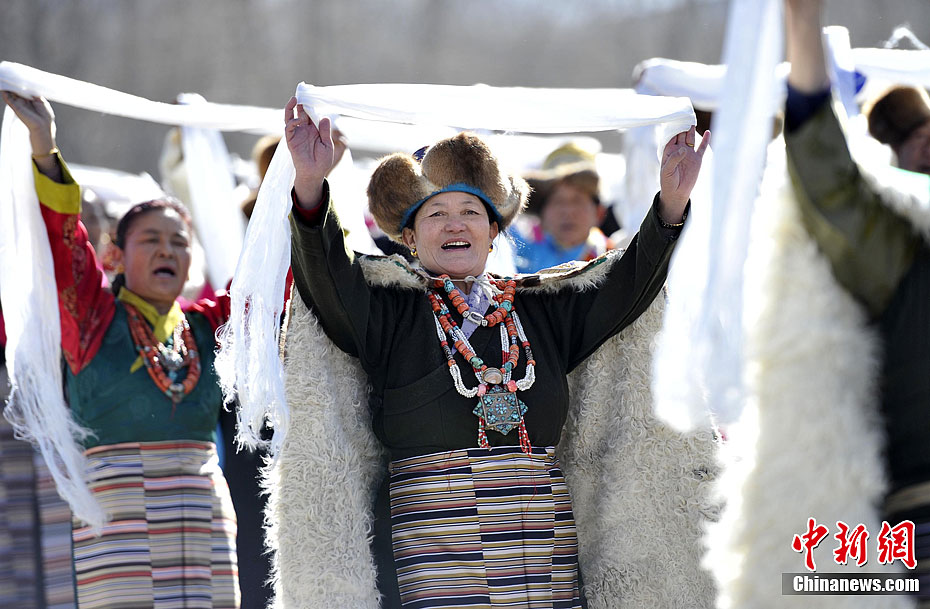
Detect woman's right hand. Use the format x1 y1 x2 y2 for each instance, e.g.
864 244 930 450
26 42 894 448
284 96 334 209
2 91 63 181
2 91 57 154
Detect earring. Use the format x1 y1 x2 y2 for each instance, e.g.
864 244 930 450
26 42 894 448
410 247 417 257
488 243 494 252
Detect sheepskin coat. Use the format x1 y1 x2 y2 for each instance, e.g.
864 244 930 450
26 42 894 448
705 104 927 609
266 205 719 608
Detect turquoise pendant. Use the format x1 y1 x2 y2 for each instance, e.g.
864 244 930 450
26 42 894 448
473 384 527 435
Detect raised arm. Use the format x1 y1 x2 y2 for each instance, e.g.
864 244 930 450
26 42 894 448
783 0 919 316
284 98 398 368
285 96 336 210
785 0 829 95
2 92 63 182
658 124 710 225
2 91 114 373
539 128 710 371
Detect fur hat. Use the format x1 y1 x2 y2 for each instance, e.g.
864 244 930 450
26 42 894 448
523 141 600 216
866 86 930 150
367 132 529 243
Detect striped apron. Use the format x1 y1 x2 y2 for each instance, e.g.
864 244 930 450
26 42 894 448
389 446 581 609
0 413 41 608
72 441 239 609
0 407 76 609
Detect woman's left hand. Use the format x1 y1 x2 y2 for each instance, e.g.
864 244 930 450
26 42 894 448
658 125 711 224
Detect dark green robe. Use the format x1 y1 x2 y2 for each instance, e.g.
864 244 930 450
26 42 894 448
289 183 680 461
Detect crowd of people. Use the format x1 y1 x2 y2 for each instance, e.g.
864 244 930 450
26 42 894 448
1 0 929 607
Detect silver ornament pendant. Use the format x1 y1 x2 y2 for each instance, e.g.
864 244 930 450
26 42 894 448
473 384 527 435
158 344 185 372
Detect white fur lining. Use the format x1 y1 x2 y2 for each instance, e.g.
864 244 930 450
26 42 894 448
859 161 930 245
559 294 719 608
705 147 914 609
267 294 385 609
354 247 624 293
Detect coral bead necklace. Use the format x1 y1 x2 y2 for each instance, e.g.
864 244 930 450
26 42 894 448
428 275 536 453
125 303 201 411
437 275 516 328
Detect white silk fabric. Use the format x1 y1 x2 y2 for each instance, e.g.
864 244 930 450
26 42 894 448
177 93 246 289
0 61 279 528
0 108 107 531
853 48 930 89
633 26 930 114
653 0 785 432
0 62 280 134
641 24 930 432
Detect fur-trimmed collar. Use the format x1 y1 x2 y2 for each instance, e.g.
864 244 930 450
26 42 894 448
356 248 623 292
859 161 930 245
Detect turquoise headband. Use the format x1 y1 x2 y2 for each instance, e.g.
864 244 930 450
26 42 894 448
398 182 503 232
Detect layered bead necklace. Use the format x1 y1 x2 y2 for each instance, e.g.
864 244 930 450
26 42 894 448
125 303 201 411
428 275 536 453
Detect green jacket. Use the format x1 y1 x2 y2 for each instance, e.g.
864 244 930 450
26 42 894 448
786 102 930 495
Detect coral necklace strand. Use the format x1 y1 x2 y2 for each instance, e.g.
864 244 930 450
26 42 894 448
428 275 535 453
125 303 201 411
433 275 516 327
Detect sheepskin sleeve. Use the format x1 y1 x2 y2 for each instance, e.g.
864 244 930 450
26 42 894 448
36 154 115 375
785 102 919 317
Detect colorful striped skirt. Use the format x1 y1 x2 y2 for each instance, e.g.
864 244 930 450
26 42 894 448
72 441 239 609
389 446 581 609
0 412 41 609
0 411 75 609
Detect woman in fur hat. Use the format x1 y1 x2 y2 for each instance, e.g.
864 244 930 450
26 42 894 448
279 96 715 608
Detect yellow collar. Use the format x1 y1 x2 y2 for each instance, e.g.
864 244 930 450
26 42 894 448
118 287 184 373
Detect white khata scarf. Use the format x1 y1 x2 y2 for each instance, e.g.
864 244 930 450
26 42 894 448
217 81 697 456
642 19 930 433
0 60 696 527
651 0 785 433
0 61 280 530
633 27 930 113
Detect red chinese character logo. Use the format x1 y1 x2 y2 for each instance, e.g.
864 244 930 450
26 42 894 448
833 521 869 566
877 520 916 570
792 517 829 571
